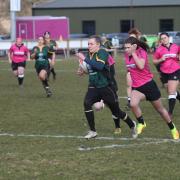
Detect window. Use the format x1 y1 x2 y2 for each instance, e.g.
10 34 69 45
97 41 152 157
120 20 134 33
82 21 96 36
159 19 174 32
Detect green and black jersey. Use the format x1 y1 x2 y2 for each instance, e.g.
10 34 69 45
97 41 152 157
32 46 50 70
85 49 110 88
103 40 113 49
102 40 113 55
45 39 57 58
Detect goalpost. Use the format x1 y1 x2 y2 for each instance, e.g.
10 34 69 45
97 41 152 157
10 0 21 41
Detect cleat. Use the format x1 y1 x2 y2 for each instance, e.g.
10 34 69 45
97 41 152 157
45 87 52 97
171 127 179 140
131 121 138 138
114 128 121 135
137 122 146 135
84 131 97 139
47 91 52 97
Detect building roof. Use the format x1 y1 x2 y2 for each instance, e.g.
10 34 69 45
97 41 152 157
33 0 180 9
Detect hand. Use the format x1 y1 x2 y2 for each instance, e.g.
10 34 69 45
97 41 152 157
75 52 85 61
131 44 137 54
76 67 85 76
161 55 167 61
53 46 57 50
8 59 12 64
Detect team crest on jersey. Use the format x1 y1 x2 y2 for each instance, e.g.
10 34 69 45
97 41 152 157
126 64 136 68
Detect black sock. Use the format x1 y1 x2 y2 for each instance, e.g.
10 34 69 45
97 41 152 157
167 121 175 130
51 68 56 76
137 116 144 124
18 77 24 85
113 118 120 128
176 91 180 101
85 110 96 131
168 98 176 115
42 79 49 88
127 97 131 105
123 114 135 129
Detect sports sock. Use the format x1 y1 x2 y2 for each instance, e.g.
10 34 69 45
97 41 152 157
51 68 56 76
112 115 120 128
137 116 145 124
42 79 49 88
123 114 135 129
127 97 131 107
176 91 180 101
85 110 96 131
18 74 24 85
168 94 176 115
167 121 175 130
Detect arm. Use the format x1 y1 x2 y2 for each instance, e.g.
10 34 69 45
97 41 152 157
7 50 12 63
84 56 105 70
76 50 108 70
153 51 166 65
27 51 31 61
85 49 108 70
30 47 37 60
132 52 145 70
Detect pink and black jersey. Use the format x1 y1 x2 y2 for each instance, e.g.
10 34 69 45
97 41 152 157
124 47 153 88
153 43 180 74
9 44 29 63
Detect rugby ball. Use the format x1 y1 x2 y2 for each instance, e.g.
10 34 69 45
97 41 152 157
93 100 105 111
79 60 88 73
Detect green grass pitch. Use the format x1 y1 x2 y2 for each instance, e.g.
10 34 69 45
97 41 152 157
0 54 179 180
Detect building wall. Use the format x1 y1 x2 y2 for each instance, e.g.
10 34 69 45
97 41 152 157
33 6 180 34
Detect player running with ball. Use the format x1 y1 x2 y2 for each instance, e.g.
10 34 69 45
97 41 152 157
76 35 137 139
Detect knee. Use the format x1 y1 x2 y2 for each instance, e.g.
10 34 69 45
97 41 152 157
18 68 24 75
130 101 138 109
84 99 93 110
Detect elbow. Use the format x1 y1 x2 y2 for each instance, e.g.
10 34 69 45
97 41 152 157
138 66 145 70
152 60 158 65
137 63 145 70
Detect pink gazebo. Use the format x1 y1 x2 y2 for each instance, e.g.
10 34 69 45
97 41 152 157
16 16 70 40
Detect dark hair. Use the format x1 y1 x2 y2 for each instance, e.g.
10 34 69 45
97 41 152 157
128 27 141 38
124 36 149 51
159 32 169 38
44 31 50 36
89 35 101 44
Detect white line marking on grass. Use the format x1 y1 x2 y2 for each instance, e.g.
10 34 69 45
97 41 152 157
0 133 177 142
78 139 180 151
118 96 167 100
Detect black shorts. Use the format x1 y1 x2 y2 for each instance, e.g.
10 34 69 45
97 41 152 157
11 61 26 71
132 80 161 101
36 64 50 74
161 69 180 84
84 85 118 106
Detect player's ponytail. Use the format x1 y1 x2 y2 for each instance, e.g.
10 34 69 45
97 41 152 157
124 36 148 51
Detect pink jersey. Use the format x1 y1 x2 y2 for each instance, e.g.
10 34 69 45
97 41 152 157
124 47 153 88
108 55 115 66
9 43 29 63
153 43 180 74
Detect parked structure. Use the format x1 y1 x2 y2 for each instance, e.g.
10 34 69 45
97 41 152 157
32 0 180 35
16 16 69 40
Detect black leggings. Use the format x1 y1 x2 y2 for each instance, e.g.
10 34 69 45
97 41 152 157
84 86 126 119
